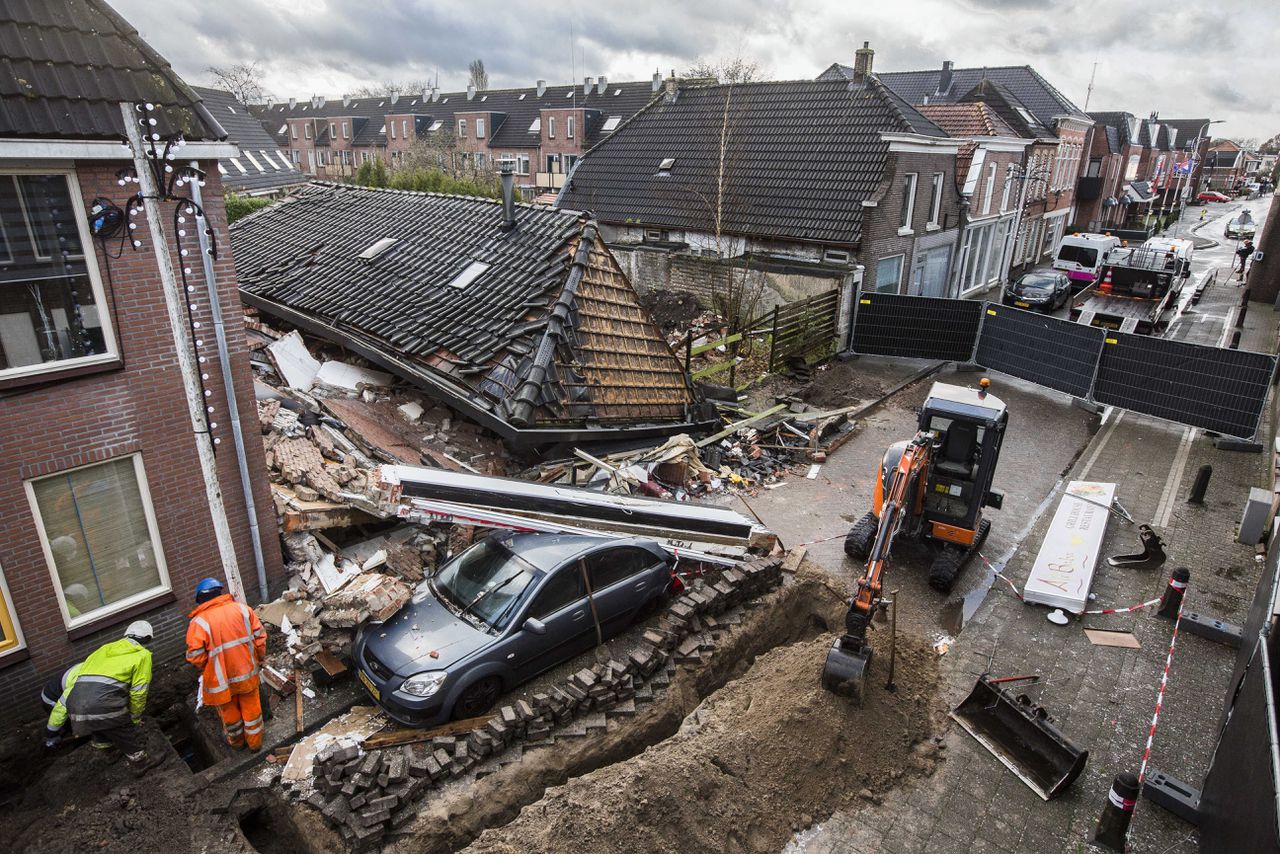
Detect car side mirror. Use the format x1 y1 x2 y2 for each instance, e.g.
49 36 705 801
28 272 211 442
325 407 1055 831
523 617 547 635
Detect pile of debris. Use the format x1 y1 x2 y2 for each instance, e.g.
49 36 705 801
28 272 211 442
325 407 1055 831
291 554 787 849
528 402 859 498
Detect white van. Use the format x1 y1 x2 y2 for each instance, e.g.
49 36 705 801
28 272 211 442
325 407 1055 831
1053 233 1121 284
1142 237 1195 278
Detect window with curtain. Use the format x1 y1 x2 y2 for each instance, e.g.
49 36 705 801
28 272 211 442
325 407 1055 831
0 173 114 378
29 455 168 625
875 254 904 293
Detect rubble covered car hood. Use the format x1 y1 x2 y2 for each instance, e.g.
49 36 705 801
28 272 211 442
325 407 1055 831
363 585 492 675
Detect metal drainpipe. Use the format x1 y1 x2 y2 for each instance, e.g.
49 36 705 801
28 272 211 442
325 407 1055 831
189 166 271 605
121 103 247 603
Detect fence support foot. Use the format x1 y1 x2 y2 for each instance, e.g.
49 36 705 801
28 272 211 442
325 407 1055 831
1213 437 1264 453
1142 769 1201 825
954 362 984 373
1072 397 1104 414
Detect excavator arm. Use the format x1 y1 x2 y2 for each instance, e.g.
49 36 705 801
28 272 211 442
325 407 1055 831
822 432 935 700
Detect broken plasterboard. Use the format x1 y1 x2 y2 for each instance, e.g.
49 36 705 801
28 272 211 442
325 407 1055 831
282 705 386 782
313 552 361 595
313 360 394 394
1022 481 1116 613
1084 629 1142 649
267 330 321 391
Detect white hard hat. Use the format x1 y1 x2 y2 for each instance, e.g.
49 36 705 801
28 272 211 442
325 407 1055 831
125 620 154 643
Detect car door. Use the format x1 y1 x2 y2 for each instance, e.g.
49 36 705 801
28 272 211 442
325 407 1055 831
507 563 591 681
584 546 665 636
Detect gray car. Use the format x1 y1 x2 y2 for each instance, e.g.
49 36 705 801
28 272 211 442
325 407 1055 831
353 531 674 725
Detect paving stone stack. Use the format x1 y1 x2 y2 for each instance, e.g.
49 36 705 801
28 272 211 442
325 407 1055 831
300 553 786 846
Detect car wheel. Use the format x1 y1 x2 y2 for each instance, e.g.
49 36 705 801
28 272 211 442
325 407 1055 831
454 675 502 720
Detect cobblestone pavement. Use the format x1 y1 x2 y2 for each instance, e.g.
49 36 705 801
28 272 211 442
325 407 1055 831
777 281 1277 851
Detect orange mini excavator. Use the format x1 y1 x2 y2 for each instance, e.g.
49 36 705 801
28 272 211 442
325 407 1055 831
822 380 1007 700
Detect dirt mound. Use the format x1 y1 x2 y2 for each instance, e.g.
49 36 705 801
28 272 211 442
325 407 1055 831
639 291 705 335
463 632 942 854
799 361 887 409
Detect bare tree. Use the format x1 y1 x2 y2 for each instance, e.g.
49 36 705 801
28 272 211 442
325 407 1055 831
468 59 489 92
683 56 763 84
349 80 433 97
1229 136 1260 151
207 61 272 105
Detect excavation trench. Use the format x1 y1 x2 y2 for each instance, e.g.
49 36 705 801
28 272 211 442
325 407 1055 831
361 562 943 854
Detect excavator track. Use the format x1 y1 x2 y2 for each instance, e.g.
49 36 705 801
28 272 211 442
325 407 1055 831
928 519 991 592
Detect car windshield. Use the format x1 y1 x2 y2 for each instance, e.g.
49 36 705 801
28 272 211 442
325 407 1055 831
432 538 538 630
1017 274 1057 290
1056 245 1098 267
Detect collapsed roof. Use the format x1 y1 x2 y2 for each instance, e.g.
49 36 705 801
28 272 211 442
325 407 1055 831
231 183 709 446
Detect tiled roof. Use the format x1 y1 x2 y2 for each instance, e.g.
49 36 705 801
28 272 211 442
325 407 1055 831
558 78 947 246
254 80 661 150
916 102 1019 183
837 64 1088 134
953 79 1054 140
192 87 304 194
232 182 698 440
1089 112 1136 148
0 0 223 141
1103 125 1121 155
1160 118 1212 150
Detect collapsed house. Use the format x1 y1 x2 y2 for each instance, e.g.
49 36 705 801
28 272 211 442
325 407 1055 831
231 182 715 446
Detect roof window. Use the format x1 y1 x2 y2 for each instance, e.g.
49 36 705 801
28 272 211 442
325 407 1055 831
602 115 621 132
614 89 621 96
519 93 527 100
658 157 676 170
528 117 541 133
565 91 574 98
217 163 228 175
481 95 488 101
1015 107 1036 126
225 104 237 115
277 123 287 135
229 158 248 174
447 260 491 290
243 150 266 172
358 237 400 261
428 120 443 132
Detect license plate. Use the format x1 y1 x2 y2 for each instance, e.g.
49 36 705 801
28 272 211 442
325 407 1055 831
358 668 381 702
1015 301 1030 308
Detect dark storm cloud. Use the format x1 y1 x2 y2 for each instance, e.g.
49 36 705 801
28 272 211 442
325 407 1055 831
112 0 1274 139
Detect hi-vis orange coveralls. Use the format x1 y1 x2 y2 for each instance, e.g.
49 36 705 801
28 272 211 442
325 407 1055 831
186 594 268 749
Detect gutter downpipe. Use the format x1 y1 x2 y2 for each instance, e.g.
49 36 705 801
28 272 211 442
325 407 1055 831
122 103 246 603
190 166 271 605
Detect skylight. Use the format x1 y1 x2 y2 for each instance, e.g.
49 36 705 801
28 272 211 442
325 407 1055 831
441 97 449 103
263 150 287 170
565 91 574 98
379 124 386 134
242 150 266 172
229 158 248 174
528 117 541 133
428 120 443 132
658 157 676 170
410 99 417 105
358 237 400 261
378 101 385 107
602 115 621 132
447 260 491 290
614 89 621 96
519 93 527 100
1015 107 1036 125
481 95 488 101
277 123 287 135
217 163 228 175
225 104 237 115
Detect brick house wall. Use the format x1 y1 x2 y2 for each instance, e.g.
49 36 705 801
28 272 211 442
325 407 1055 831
0 160 283 725
860 148 962 294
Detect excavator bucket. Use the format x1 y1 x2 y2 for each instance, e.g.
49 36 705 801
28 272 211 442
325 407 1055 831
950 675 1089 800
821 638 870 703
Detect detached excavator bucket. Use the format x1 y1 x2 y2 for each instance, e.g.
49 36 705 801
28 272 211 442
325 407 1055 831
950 675 1089 800
821 637 870 703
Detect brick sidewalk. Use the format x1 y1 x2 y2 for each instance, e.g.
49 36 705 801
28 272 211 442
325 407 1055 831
792 281 1277 853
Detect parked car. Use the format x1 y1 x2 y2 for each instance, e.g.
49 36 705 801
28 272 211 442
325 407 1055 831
1225 216 1256 239
353 531 674 726
1003 270 1073 311
1197 191 1230 203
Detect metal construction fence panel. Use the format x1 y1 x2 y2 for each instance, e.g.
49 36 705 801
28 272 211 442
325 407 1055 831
851 292 982 362
1092 333 1276 439
974 305 1105 399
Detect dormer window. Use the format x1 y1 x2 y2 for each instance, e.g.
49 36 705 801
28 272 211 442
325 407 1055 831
602 115 621 132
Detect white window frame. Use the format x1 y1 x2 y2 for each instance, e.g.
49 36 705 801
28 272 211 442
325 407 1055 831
402 120 409 138
390 122 397 139
26 453 172 630
928 172 944 227
457 119 466 137
290 124 298 140
567 115 575 138
0 558 27 658
548 116 556 139
329 122 336 139
898 173 917 234
0 169 120 381
875 253 905 293
476 118 485 138
983 162 997 215
342 122 350 139
517 154 530 176
1000 163 1014 212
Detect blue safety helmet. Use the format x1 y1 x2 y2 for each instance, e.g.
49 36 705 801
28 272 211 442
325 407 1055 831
195 577 225 596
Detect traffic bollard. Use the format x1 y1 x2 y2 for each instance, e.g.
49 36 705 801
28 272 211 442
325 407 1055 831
1092 771 1140 853
1157 568 1190 620
1186 465 1212 505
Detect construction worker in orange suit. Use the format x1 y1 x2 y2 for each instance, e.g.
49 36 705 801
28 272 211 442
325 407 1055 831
185 577 268 750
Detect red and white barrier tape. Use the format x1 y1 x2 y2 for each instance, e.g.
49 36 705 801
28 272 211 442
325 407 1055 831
1085 597 1162 616
1139 593 1185 785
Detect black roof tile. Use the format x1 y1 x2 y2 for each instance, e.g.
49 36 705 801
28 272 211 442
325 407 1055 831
0 0 222 141
192 86 304 194
558 78 946 246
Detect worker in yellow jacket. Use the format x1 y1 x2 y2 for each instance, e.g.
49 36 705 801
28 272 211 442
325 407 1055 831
46 621 158 773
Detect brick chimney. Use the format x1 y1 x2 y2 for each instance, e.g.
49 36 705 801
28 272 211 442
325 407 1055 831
852 41 874 82
596 76 608 95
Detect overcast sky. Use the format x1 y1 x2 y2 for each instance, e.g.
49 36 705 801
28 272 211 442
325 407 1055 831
116 0 1276 143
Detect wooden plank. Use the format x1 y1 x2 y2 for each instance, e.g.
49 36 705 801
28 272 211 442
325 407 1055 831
690 331 743 356
294 669 305 733
361 715 492 749
282 504 379 533
691 359 736 380
695 403 789 448
314 651 347 677
1084 630 1142 649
